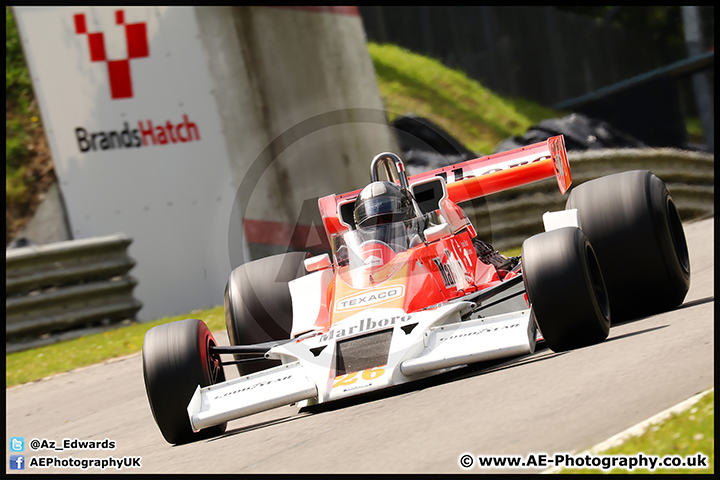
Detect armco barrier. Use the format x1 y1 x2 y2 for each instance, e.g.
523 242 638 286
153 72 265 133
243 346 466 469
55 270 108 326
467 148 714 251
6 233 142 348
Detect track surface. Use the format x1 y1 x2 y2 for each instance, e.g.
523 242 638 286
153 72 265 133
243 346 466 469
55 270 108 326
6 217 714 474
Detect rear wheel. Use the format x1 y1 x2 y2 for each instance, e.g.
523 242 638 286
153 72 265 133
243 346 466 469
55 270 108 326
522 227 610 352
566 170 690 320
142 318 226 444
225 252 308 375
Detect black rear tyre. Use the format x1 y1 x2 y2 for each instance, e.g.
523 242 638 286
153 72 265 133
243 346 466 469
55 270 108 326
566 170 690 320
522 227 610 352
142 318 226 444
224 252 308 375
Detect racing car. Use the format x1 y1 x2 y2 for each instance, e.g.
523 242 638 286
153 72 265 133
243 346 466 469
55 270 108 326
142 135 690 444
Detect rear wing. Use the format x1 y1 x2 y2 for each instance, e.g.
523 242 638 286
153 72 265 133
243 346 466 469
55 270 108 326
319 135 571 238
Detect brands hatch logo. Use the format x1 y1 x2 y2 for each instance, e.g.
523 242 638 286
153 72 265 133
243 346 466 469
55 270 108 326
71 10 202 153
75 115 201 153
74 10 148 100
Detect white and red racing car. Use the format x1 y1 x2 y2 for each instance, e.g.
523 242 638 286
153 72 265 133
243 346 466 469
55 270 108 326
142 135 690 444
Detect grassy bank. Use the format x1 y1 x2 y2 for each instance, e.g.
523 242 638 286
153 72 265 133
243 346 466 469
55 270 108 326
368 43 561 155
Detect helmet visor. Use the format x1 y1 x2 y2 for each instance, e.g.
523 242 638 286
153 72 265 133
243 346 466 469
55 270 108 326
355 196 412 227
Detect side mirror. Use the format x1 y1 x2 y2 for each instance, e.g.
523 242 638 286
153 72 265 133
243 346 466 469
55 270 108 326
423 223 452 244
304 253 332 272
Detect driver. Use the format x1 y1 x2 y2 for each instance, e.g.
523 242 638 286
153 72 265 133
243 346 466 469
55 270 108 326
352 180 422 251
353 179 518 274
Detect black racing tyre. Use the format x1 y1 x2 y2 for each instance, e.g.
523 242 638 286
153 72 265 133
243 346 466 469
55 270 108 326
225 251 308 375
142 318 226 444
522 227 611 352
566 170 690 320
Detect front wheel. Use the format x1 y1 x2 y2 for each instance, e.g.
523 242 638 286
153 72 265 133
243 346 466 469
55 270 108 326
522 227 610 352
142 318 226 444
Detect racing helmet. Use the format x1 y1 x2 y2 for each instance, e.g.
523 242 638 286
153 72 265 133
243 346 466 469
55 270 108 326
353 181 414 228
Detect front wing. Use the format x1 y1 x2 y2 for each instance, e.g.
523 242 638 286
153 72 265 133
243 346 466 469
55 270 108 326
188 303 536 432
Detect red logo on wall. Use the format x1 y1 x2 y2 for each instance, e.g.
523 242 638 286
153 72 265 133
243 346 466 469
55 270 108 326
74 10 149 100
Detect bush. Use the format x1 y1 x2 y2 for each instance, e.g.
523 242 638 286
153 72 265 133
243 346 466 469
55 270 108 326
6 7 33 108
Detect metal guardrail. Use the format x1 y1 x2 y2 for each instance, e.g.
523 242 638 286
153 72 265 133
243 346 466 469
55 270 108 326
6 233 142 346
466 148 714 251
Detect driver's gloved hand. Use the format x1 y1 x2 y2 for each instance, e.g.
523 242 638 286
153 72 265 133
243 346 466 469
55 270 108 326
472 237 518 273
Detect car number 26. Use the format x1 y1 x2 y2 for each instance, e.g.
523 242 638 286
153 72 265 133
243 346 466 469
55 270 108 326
333 366 386 388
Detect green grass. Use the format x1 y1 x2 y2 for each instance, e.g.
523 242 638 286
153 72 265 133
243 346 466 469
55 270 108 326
368 43 563 155
6 6 35 184
6 306 226 388
559 390 714 474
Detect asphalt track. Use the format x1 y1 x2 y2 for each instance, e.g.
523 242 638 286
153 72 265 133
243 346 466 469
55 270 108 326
6 217 714 474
